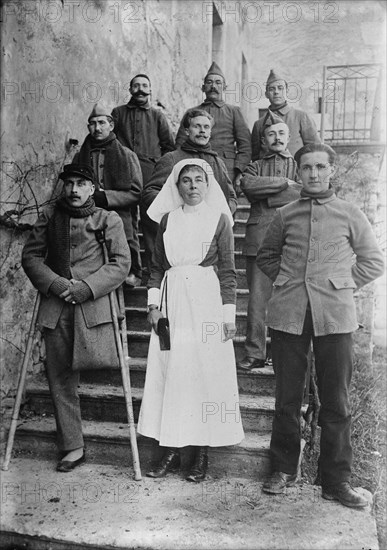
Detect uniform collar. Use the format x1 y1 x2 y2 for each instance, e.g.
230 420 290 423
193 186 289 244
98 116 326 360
202 98 225 108
300 194 336 204
127 98 151 110
263 149 293 160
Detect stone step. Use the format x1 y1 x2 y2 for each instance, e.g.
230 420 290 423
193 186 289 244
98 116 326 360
234 203 250 220
234 234 245 252
237 195 250 205
25 379 276 433
126 331 253 360
233 218 247 234
237 268 248 288
79 358 276 396
124 286 249 308
12 416 271 479
235 251 247 270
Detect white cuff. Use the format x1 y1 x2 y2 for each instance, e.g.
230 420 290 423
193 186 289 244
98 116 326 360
223 303 236 324
147 287 160 307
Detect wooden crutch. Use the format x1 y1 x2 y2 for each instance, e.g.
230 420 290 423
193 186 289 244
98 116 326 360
2 292 41 470
95 230 142 481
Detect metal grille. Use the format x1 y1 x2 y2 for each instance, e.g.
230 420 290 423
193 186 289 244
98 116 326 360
321 64 383 144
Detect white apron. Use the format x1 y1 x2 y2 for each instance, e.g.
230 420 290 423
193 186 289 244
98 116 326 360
137 204 244 447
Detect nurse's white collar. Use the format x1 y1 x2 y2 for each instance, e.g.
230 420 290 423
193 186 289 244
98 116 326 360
182 201 207 214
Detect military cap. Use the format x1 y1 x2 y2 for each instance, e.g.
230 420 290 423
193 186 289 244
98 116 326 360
59 164 95 183
266 69 287 87
87 102 113 122
204 61 226 81
263 111 287 128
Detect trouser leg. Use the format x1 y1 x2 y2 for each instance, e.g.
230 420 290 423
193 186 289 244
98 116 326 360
140 205 159 273
270 311 312 474
44 303 83 452
244 257 273 360
313 332 353 486
128 205 142 278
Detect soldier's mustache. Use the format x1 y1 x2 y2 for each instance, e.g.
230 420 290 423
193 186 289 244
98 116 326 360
132 91 150 97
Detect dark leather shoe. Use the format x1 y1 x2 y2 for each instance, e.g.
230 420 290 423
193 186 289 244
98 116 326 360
237 357 266 371
186 446 208 483
262 471 297 494
57 451 86 473
146 448 180 478
322 482 368 508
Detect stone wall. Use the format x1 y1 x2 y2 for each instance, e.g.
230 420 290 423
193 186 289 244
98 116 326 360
0 0 216 401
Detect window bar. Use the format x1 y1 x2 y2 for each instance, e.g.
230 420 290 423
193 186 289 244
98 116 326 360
320 65 327 143
353 76 357 140
363 78 371 140
332 75 336 141
343 77 347 142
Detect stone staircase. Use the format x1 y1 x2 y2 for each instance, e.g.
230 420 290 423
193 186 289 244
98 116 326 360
13 197 276 479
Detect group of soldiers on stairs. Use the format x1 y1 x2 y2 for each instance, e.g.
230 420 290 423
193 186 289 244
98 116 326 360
22 63 384 509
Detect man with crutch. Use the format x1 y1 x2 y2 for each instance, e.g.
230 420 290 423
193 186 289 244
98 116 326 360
21 164 131 472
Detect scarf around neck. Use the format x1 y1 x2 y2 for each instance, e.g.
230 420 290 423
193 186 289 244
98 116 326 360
77 132 135 192
269 101 288 112
181 138 218 157
47 197 97 278
89 132 116 149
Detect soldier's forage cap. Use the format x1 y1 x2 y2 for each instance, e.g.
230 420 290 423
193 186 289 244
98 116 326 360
263 111 287 128
204 61 226 81
59 164 95 183
266 69 287 87
87 102 113 122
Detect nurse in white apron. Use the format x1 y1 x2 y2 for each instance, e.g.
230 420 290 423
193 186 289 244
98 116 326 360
137 159 244 482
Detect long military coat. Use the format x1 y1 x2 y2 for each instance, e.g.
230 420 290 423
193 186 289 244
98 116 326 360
22 207 130 331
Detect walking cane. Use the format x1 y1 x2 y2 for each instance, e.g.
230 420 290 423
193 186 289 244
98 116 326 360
2 292 41 471
95 230 142 481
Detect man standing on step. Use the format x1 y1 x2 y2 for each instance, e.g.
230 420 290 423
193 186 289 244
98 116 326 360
142 108 237 260
252 69 320 161
22 164 130 472
73 103 143 287
257 143 384 507
175 62 251 195
237 114 301 372
112 74 175 279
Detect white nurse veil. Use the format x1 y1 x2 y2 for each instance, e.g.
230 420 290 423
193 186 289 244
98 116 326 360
147 158 234 226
